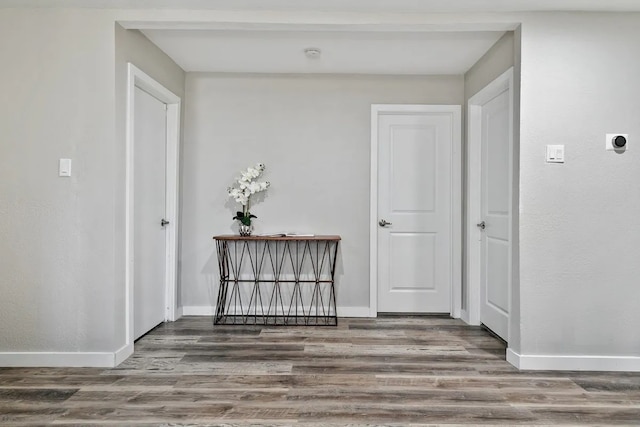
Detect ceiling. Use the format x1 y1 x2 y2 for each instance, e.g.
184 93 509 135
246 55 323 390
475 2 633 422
4 0 640 12
6 0 638 76
127 0 638 75
141 29 506 75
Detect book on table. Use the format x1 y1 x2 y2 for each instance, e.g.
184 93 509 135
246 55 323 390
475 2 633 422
257 232 315 237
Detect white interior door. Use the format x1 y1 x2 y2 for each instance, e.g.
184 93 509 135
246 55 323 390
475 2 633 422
479 89 511 340
133 86 167 340
376 109 457 313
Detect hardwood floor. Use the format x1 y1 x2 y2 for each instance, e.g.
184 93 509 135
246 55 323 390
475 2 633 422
1 316 639 425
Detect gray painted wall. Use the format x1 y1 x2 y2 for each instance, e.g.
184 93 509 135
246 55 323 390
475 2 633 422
510 26 522 355
518 13 640 357
114 24 186 329
464 32 515 102
0 9 185 356
1 5 639 366
462 30 523 354
462 31 516 312
181 73 464 311
0 9 119 353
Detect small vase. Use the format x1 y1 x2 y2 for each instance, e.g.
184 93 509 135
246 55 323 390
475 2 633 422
239 223 253 236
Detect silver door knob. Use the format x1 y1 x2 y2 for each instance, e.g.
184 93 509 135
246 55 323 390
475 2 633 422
161 219 170 227
379 219 392 227
477 221 485 230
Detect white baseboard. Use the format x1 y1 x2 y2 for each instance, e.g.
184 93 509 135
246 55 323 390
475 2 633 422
337 306 371 317
0 351 118 368
507 348 640 372
182 305 216 315
181 305 372 318
114 343 134 366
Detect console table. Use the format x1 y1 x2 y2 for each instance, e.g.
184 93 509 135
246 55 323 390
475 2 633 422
213 235 341 326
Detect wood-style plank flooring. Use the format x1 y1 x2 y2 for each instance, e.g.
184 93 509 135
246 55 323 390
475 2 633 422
1 316 640 425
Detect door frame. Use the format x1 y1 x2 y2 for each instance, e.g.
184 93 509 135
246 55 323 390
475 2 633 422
125 63 181 350
465 67 514 333
369 104 462 318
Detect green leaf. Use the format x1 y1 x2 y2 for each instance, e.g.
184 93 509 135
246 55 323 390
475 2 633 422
233 210 256 225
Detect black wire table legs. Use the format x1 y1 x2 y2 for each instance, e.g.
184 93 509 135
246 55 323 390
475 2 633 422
213 236 341 326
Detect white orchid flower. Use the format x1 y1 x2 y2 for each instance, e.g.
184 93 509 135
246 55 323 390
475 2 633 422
227 163 270 213
250 182 262 194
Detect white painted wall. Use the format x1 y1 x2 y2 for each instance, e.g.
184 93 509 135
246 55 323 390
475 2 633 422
181 73 464 312
518 13 640 361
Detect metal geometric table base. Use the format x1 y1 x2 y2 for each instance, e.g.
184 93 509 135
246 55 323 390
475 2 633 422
214 236 340 326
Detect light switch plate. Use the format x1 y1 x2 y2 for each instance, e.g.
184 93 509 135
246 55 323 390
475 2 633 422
546 145 565 163
59 158 72 177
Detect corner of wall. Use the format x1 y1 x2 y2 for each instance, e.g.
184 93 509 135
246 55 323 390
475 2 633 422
508 24 523 355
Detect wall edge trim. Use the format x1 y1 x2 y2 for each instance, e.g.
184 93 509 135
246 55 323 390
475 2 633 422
114 343 134 366
507 348 640 372
0 352 118 368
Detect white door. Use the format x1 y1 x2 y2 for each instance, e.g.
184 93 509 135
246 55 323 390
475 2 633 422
377 109 457 313
479 89 511 340
133 86 167 340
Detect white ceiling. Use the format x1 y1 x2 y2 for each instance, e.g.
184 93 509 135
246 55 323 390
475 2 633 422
6 0 637 76
141 29 506 75
4 0 640 12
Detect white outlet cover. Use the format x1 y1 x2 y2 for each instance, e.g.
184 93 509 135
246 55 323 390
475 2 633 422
606 133 628 151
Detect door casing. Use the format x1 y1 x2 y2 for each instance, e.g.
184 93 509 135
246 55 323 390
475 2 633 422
370 104 462 318
465 67 514 339
122 63 181 362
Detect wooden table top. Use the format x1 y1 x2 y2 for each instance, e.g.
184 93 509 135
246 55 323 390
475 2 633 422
213 234 341 241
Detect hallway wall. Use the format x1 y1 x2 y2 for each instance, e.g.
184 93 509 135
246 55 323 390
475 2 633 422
0 8 120 359
516 12 640 366
181 73 464 313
